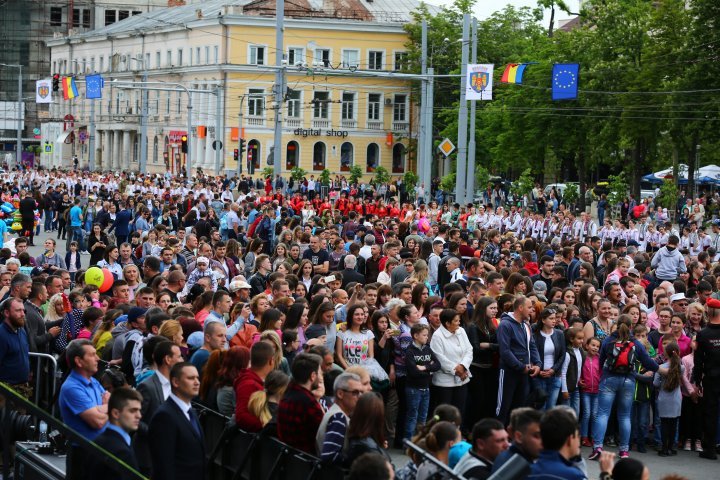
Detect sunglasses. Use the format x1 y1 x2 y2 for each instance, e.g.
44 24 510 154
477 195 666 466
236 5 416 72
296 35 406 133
341 389 362 397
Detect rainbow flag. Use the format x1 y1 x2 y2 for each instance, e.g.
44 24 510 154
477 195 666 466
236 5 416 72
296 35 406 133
500 63 528 84
62 76 78 100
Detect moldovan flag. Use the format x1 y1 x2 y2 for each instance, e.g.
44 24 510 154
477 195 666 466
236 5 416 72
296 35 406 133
35 79 52 104
501 63 528 84
62 77 79 100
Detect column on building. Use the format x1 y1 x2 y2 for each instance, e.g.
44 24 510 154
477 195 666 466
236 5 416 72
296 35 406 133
122 130 131 171
204 83 216 170
194 87 205 171
96 130 104 171
112 130 121 171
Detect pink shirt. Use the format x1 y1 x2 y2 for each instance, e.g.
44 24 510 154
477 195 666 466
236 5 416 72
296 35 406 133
657 332 692 357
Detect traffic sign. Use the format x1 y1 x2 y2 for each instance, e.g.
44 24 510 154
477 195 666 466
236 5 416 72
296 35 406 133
438 138 456 157
212 140 223 151
43 143 53 154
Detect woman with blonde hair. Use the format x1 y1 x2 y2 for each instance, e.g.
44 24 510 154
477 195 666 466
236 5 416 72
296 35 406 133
44 293 66 322
93 309 122 359
408 259 431 289
158 319 184 346
123 264 141 301
685 302 706 338
258 330 291 375
247 370 290 433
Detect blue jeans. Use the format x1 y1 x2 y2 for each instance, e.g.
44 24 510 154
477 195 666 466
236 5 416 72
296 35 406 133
581 392 598 438
566 390 580 417
631 400 650 447
593 375 635 451
533 376 562 411
405 387 430 440
44 209 53 231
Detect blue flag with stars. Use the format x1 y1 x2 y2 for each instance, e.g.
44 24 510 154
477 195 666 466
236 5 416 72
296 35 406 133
85 74 104 99
552 63 579 101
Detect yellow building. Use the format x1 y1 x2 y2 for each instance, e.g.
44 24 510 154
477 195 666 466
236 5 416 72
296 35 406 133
47 0 424 179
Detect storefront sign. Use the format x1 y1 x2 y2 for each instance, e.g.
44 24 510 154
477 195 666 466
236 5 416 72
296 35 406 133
293 128 349 138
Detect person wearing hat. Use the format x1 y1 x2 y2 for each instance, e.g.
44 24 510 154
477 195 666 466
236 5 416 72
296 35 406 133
669 293 688 314
694 297 720 459
228 279 252 303
120 307 148 386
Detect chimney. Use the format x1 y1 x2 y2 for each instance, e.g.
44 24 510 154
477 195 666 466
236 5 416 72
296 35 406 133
168 0 186 6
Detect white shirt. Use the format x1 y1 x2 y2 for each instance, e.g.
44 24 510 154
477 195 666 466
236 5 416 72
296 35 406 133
158 371 171 400
169 392 192 421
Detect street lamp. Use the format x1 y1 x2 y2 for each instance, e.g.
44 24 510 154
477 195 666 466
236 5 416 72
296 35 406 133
127 57 149 175
0 64 23 171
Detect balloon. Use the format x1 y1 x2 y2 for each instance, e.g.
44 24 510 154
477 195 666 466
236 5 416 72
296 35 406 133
1 204 13 214
10 222 21 231
474 249 482 258
99 268 114 293
418 217 430 233
85 267 104 288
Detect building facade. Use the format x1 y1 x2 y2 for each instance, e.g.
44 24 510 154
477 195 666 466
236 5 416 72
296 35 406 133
46 0 422 179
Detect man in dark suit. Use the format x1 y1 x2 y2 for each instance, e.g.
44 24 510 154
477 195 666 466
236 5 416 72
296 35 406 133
86 387 142 480
135 340 183 475
149 362 205 480
340 255 365 290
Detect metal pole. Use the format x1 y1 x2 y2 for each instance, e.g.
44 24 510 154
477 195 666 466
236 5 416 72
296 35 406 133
237 96 244 177
455 14 470 204
465 18 477 204
187 91 193 177
418 20 427 193
88 99 95 171
215 85 222 175
16 65 22 171
272 0 285 180
139 68 148 174
424 67 434 203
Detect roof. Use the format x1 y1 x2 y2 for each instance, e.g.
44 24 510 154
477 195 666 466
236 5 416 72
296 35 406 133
63 0 438 41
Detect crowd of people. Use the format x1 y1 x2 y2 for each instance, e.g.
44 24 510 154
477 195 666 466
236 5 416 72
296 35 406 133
1 168 720 480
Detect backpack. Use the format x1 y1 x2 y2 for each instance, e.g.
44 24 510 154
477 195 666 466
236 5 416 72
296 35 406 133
606 341 636 374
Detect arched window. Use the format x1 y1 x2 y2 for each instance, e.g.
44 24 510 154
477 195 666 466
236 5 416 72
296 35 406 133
366 143 379 173
392 143 405 173
313 142 326 171
340 142 353 172
248 139 261 172
286 141 299 170
153 136 159 164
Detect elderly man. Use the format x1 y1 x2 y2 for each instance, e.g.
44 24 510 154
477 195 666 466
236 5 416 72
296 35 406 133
316 372 363 465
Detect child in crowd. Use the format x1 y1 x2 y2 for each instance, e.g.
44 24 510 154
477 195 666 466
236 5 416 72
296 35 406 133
282 329 299 366
561 326 585 416
404 323 440 440
654 342 694 457
182 256 218 295
65 241 81 282
580 336 601 447
631 324 654 453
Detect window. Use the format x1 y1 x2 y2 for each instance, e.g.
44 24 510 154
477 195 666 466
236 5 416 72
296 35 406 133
312 91 329 119
165 92 171 114
214 46 219 64
248 140 260 172
341 92 355 120
313 142 326 170
205 46 210 64
72 8 91 28
119 10 129 20
366 143 379 172
249 46 265 65
133 11 142 16
286 141 299 170
287 89 301 118
369 51 383 70
248 89 264 116
166 50 172 67
341 50 359 68
99 57 104 72
340 142 353 171
90 58 95 72
393 94 407 122
288 47 304 66
104 10 116 26
368 93 381 121
146 53 151 69
156 52 161 69
153 137 159 164
315 48 330 67
177 49 183 66
51 7 63 27
394 52 408 71
196 47 201 65
189 49 193 66
392 143 406 173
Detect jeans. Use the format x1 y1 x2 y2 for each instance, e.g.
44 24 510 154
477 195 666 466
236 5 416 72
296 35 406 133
67 225 82 252
533 376 562 411
581 392 598 438
566 390 580 417
44 209 53 231
631 400 650 447
405 387 430 440
593 375 635 451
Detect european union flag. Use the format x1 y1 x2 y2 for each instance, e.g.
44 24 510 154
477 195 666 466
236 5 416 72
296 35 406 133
552 63 579 101
85 74 104 99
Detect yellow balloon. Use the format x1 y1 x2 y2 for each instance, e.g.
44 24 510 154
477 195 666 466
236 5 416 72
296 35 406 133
85 266 104 288
10 222 21 231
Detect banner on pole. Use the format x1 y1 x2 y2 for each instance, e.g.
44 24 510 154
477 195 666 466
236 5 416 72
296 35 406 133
36 79 52 104
466 64 494 101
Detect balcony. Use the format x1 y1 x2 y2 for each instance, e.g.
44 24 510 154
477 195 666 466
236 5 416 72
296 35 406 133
285 118 302 128
367 121 384 130
341 119 357 129
247 117 265 127
392 121 409 132
312 119 330 129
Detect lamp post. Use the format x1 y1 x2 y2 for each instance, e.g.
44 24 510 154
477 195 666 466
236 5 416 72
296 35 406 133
127 57 149 174
0 64 23 170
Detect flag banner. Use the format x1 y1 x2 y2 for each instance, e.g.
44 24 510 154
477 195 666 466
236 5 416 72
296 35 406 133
85 74 104 99
466 64 494 101
552 63 579 100
35 79 52 104
501 63 528 84
62 77 79 100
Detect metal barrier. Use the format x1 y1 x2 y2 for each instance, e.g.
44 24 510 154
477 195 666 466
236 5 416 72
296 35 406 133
28 352 58 417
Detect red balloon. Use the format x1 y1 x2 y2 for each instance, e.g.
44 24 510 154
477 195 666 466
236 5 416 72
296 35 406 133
474 249 481 258
99 268 114 293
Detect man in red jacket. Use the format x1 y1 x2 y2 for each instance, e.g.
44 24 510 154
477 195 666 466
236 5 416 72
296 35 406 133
235 342 275 432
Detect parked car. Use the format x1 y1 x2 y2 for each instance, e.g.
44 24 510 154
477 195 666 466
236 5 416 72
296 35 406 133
544 183 578 198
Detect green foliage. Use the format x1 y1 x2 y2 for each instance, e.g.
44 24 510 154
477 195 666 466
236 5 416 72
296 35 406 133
475 165 491 191
373 166 391 185
318 169 331 186
348 165 363 184
440 172 456 192
261 167 274 179
290 167 307 182
563 183 579 206
607 172 628 206
403 171 419 193
656 179 679 210
511 168 535 198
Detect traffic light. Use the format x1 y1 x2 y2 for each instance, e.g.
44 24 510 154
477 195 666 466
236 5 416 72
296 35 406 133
233 149 239 161
52 74 60 92
181 135 188 153
239 138 246 157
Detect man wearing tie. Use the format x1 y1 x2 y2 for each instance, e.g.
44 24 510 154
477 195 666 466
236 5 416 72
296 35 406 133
149 362 205 480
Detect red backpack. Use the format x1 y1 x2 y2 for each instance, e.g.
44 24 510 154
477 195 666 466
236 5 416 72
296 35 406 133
607 341 636 374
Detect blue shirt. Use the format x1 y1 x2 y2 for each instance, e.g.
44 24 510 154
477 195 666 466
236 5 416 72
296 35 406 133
529 450 585 480
106 423 131 446
0 221 7 248
59 370 107 441
0 321 29 384
69 205 83 227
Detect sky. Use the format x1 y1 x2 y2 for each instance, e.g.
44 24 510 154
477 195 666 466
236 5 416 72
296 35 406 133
429 0 581 23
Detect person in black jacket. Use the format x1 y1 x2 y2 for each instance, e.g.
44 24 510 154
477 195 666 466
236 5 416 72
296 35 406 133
19 190 37 245
149 362 205 480
694 297 720 459
466 297 501 429
404 323 440 440
85 387 142 480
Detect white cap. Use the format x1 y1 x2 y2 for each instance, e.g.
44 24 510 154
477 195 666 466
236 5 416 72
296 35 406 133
669 293 686 303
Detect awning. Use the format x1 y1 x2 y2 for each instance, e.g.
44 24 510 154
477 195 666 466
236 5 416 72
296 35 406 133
55 126 86 144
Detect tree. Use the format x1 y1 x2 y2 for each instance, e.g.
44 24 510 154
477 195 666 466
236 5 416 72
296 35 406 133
348 165 363 184
318 169 331 186
403 171 419 194
656 179 679 212
261 167 274 179
607 172 628 206
290 166 307 182
373 166 391 186
511 168 535 200
563 183 579 208
440 172 456 192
